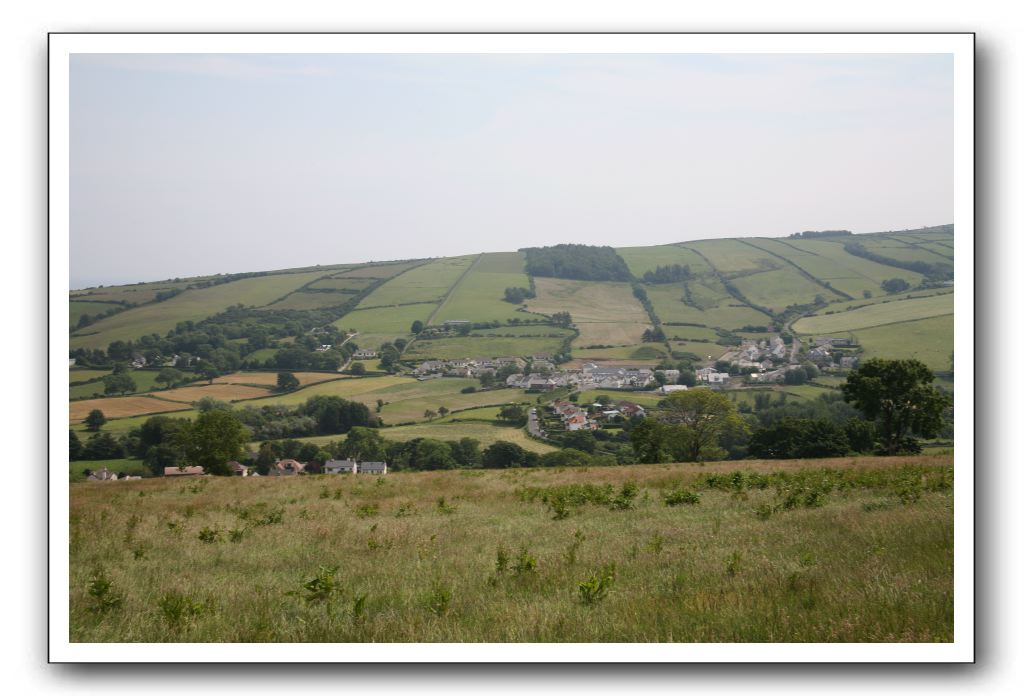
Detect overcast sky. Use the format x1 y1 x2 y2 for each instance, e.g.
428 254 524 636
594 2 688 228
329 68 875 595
70 53 953 288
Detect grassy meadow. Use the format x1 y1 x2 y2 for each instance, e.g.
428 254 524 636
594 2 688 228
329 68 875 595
69 455 953 642
528 278 651 346
792 292 953 334
432 252 533 323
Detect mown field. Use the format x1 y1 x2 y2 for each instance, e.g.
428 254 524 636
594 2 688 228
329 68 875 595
856 315 955 372
356 256 474 309
69 455 953 642
404 334 569 361
528 278 650 347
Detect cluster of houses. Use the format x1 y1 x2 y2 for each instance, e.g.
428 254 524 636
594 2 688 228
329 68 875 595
718 337 793 373
548 398 647 432
85 467 142 481
807 336 860 369
506 363 658 392
413 356 526 379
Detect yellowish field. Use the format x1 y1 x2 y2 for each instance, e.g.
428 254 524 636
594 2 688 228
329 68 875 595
528 278 650 346
211 372 344 388
70 396 191 422
154 384 273 404
287 420 557 453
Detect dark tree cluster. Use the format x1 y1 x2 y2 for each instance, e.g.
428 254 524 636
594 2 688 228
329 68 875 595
844 242 953 281
503 287 536 304
789 230 852 239
523 244 632 282
642 264 692 284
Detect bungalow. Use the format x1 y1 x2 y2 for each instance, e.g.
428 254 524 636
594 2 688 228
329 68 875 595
617 401 646 418
353 349 377 359
164 466 205 477
359 461 388 475
564 412 591 431
324 458 358 474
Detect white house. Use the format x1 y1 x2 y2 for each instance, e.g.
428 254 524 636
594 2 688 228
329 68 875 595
324 459 358 474
359 461 388 475
658 384 689 394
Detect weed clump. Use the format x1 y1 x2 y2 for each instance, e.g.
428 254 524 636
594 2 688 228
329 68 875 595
158 592 207 627
578 564 616 606
197 527 220 543
87 572 121 613
425 583 452 615
664 488 701 507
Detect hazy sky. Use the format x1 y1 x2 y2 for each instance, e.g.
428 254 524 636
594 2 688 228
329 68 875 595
70 53 953 288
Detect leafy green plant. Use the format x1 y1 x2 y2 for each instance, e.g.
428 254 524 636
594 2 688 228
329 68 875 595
725 550 743 577
495 546 510 574
87 571 121 613
301 565 341 604
355 503 379 518
513 546 537 575
228 528 245 543
578 564 616 606
664 488 701 506
646 532 665 555
254 508 284 526
610 482 639 511
436 497 456 515
425 583 452 615
564 529 585 566
197 527 220 543
158 592 206 627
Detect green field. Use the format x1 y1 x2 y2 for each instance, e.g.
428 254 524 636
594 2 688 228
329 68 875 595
69 369 192 400
574 344 667 361
69 369 112 384
357 256 475 309
433 252 533 324
686 239 779 274
69 456 952 642
404 334 568 361
337 304 437 347
70 457 150 482
731 267 842 313
70 278 197 305
855 315 954 372
793 293 953 334
615 244 712 277
71 271 329 349
260 290 354 311
70 300 121 327
307 277 375 291
787 239 926 287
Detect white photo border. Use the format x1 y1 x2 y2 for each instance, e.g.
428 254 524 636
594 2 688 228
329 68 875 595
49 31 974 663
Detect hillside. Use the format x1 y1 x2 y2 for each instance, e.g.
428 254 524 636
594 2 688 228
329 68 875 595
70 225 954 372
68 228 953 431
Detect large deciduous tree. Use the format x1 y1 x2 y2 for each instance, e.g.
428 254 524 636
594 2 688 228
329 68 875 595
173 410 249 476
841 358 952 455
640 389 749 462
84 409 107 432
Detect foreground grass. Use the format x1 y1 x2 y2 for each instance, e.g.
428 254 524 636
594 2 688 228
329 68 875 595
70 455 953 642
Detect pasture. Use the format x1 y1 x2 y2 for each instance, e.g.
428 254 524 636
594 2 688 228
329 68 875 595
615 244 711 277
855 315 954 372
433 252 533 324
731 267 842 313
336 304 437 346
786 240 925 287
69 455 953 642
356 256 474 309
70 271 329 350
792 293 953 334
528 278 650 347
742 238 880 298
260 291 353 311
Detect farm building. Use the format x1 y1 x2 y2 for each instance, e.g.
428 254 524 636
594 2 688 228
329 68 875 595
353 349 377 359
86 467 119 481
228 461 249 477
268 459 305 476
324 459 358 474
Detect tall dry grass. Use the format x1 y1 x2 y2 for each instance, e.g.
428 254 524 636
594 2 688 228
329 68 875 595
70 455 953 642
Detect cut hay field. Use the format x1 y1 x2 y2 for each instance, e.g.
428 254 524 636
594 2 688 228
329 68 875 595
856 315 954 372
573 344 667 361
211 372 344 388
433 252 533 323
70 396 192 423
70 370 192 400
528 278 650 347
686 239 778 274
152 384 273 404
404 334 568 361
357 256 474 309
69 455 953 643
793 293 953 335
70 271 329 350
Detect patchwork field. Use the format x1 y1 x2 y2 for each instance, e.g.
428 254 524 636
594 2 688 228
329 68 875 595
152 384 274 404
337 304 438 347
69 456 952 642
71 271 329 350
260 291 354 311
793 293 954 334
730 267 842 313
528 278 650 347
787 240 926 287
